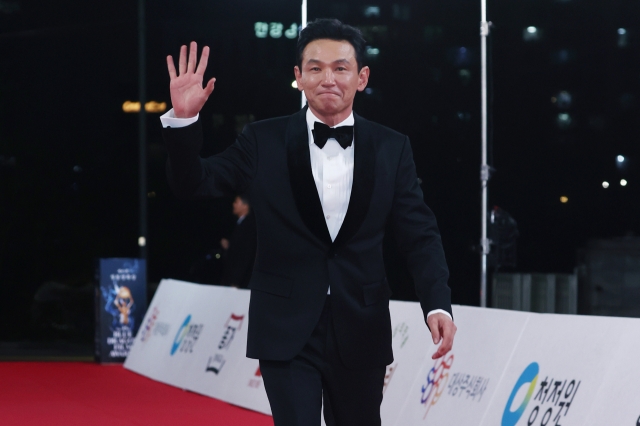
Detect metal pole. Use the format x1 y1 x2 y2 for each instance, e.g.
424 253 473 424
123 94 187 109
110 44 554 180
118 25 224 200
480 0 490 307
138 0 148 260
300 0 308 109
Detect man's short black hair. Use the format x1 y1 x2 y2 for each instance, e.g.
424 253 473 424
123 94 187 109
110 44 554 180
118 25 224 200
297 19 367 71
236 194 250 206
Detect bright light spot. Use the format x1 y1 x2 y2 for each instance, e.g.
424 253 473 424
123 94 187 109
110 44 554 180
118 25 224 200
557 113 572 128
215 253 221 259
621 179 628 187
364 6 381 17
617 155 625 163
138 236 146 247
364 88 373 95
618 28 627 35
366 46 380 55
527 26 538 34
602 181 610 188
291 80 298 89
122 101 167 113
145 101 167 113
560 196 569 204
122 101 141 113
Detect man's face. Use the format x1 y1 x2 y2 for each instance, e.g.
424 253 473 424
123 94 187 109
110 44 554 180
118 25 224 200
294 39 369 120
232 197 247 217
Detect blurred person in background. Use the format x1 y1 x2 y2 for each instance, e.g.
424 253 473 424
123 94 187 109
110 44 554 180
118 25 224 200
220 194 256 288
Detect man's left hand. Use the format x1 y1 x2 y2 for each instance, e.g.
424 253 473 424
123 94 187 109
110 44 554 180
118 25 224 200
427 313 457 360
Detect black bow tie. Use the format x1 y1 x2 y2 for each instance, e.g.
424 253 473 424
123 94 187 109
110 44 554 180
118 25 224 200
312 121 354 149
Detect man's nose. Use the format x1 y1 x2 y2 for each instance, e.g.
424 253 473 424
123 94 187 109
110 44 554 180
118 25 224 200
322 70 335 85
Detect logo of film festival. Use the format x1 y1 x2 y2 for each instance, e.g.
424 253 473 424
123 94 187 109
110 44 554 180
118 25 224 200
502 362 581 426
206 313 245 375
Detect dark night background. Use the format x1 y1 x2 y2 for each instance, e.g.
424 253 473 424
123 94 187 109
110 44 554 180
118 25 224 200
0 0 638 351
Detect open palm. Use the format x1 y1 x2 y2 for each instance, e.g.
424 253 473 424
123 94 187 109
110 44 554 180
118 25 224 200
166 41 216 118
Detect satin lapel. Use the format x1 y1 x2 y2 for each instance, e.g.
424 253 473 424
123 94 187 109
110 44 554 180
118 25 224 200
286 107 333 246
333 113 376 248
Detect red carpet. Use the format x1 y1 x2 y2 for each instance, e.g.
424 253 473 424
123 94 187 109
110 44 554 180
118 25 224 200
0 362 274 426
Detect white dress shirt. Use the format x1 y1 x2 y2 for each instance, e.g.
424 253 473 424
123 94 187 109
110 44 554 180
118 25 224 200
160 109 451 321
306 108 354 242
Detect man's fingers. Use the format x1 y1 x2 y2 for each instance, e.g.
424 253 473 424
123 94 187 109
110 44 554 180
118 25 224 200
427 315 442 345
204 78 216 97
431 324 441 345
187 41 197 73
178 45 187 75
430 316 456 360
167 55 177 80
196 46 210 76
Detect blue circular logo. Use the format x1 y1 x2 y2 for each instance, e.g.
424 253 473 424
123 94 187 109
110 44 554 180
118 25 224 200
502 362 539 426
170 315 191 355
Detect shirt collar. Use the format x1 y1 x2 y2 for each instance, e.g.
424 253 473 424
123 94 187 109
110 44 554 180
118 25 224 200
306 108 355 146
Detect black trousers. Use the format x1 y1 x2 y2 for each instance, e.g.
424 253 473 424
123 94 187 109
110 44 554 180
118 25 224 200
259 296 386 426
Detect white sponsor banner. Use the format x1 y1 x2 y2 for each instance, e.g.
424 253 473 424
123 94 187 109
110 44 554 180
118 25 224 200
584 320 640 426
394 306 531 426
381 301 435 424
479 313 630 426
125 279 271 414
126 279 640 426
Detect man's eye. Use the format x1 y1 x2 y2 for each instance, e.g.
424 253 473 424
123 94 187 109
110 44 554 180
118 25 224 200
336 67 346 71
310 67 321 71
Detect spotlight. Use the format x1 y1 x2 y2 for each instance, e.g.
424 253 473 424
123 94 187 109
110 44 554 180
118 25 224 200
560 196 569 204
617 155 625 163
602 181 610 189
557 113 572 129
291 80 298 89
523 26 541 42
618 28 627 35
621 179 628 187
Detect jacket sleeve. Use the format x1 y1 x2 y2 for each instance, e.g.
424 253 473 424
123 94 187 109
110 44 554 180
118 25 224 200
390 136 452 319
163 119 258 199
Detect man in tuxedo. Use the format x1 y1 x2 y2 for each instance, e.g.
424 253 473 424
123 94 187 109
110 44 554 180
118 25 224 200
162 18 456 426
220 195 256 288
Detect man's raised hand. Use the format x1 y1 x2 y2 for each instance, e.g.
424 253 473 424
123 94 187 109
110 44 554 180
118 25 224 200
166 41 216 119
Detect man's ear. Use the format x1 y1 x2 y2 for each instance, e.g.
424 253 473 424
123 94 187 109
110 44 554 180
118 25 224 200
294 66 304 92
357 66 370 92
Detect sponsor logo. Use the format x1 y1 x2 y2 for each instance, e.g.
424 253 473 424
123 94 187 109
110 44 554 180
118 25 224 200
393 322 409 348
248 367 262 388
447 372 490 401
170 315 204 356
205 313 245 375
421 354 454 419
502 362 581 426
384 322 410 395
419 353 489 421
139 307 159 342
154 322 170 336
503 362 539 426
383 363 398 395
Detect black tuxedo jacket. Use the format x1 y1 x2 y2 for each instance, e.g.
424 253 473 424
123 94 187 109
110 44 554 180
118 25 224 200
164 107 451 369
